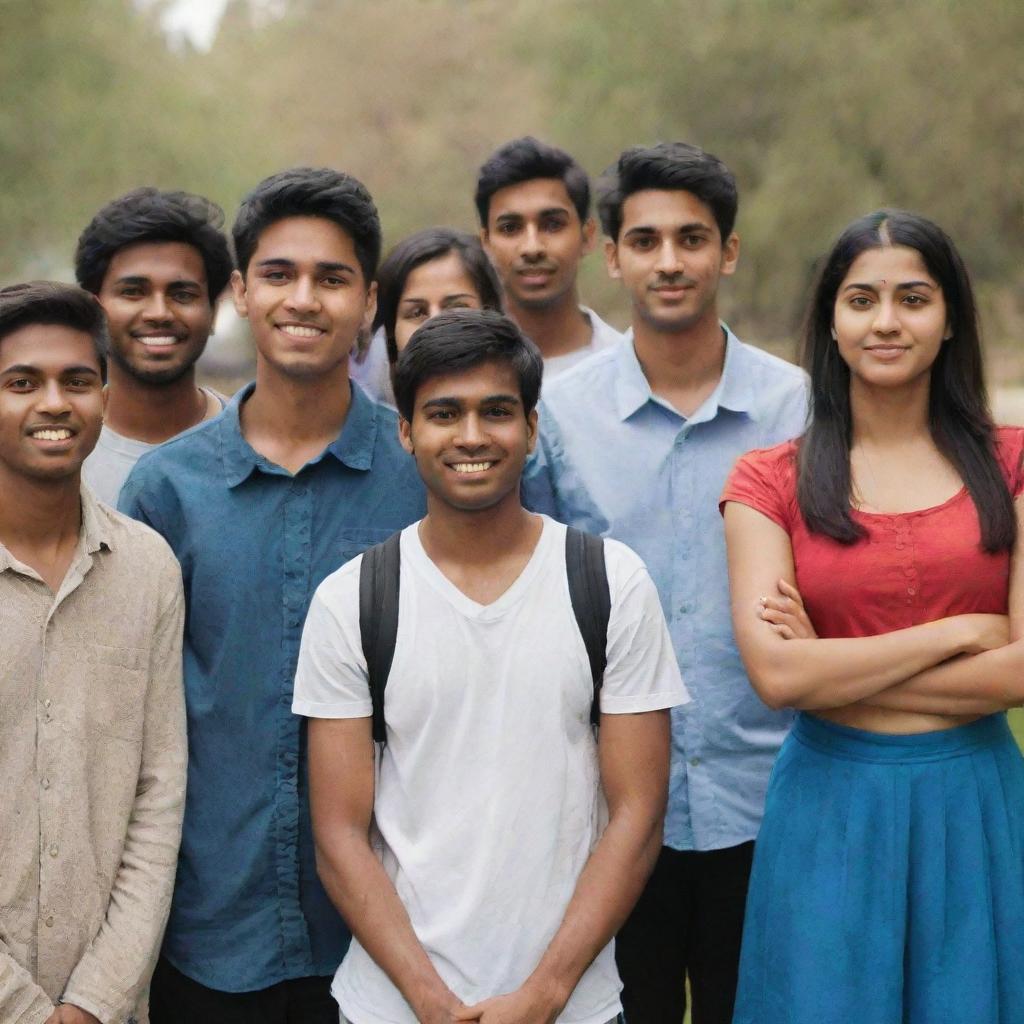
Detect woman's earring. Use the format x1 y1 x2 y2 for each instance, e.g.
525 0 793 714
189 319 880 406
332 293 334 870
830 326 838 341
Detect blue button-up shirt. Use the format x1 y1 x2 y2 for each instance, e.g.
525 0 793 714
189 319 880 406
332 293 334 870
119 383 426 991
523 328 808 851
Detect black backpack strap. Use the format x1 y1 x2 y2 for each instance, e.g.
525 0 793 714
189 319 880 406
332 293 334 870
358 531 402 744
565 527 611 726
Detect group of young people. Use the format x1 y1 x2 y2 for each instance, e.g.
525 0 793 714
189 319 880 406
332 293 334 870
2 135 1022 1024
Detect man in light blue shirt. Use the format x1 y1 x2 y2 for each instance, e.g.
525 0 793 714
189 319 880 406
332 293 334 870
120 167 426 1023
522 142 807 1024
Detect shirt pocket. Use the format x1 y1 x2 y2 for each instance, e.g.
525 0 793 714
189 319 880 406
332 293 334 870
76 643 148 743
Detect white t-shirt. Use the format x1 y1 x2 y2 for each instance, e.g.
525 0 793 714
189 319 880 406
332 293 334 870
293 516 688 1024
543 307 624 380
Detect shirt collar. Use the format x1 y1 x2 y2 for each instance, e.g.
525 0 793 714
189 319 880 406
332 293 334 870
219 381 381 488
614 324 756 422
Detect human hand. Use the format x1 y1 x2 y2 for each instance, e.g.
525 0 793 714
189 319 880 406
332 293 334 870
456 982 563 1024
46 1005 101 1024
758 578 817 640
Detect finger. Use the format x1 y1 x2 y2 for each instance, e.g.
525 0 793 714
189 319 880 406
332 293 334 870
771 623 795 639
760 606 799 625
777 578 804 605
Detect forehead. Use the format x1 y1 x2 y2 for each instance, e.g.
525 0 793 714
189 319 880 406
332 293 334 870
488 178 579 223
619 188 717 235
841 244 937 286
0 322 102 373
401 252 478 298
102 240 207 290
414 358 520 403
250 215 362 276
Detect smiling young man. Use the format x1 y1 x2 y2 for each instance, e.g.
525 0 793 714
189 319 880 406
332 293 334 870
118 168 426 1023
0 282 186 1024
522 143 809 1024
293 308 686 1024
75 188 233 505
476 137 623 376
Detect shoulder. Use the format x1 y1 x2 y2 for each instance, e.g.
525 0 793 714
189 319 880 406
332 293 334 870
733 437 800 476
94 502 182 579
720 439 801 529
993 425 1024 492
542 340 623 403
731 338 809 406
131 412 223 476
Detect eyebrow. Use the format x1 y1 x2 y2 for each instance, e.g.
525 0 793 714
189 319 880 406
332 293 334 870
842 280 936 293
495 206 570 220
1 364 101 377
400 292 477 304
112 275 203 289
421 393 522 408
255 258 358 275
624 221 710 237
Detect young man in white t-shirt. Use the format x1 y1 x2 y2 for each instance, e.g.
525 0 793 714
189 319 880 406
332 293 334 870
293 308 687 1024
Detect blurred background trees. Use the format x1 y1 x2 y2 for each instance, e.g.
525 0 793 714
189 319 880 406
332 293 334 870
3 0 1022 363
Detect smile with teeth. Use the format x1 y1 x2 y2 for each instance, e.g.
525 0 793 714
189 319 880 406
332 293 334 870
31 428 73 441
135 335 180 346
452 461 494 474
278 324 324 338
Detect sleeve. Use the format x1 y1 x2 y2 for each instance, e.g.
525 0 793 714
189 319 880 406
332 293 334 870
117 458 165 534
995 427 1024 498
0 948 54 1024
521 404 609 535
599 541 689 714
718 445 795 531
293 565 374 719
62 555 187 1021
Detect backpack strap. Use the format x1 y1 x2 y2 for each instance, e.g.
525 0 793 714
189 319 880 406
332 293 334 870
358 531 403 745
565 527 611 726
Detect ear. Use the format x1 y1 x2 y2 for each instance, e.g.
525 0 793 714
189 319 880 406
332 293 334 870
479 226 492 257
101 385 110 418
525 407 539 454
604 238 621 280
361 280 378 334
398 414 415 455
719 231 740 277
580 217 597 257
230 269 249 319
830 325 838 341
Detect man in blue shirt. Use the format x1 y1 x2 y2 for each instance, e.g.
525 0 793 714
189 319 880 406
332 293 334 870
120 167 426 1023
522 143 808 1024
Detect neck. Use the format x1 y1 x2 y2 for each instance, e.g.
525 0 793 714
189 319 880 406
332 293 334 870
0 467 81 553
850 376 932 448
419 492 536 567
104 363 206 443
505 288 591 359
632 307 726 412
241 358 352 446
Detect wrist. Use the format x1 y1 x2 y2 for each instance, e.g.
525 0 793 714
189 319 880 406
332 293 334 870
523 967 573 1019
408 977 460 1022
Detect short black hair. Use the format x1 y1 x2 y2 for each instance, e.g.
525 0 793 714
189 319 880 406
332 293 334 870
392 309 542 423
597 142 738 243
374 228 504 364
233 167 381 283
0 281 109 381
75 187 232 303
475 137 590 226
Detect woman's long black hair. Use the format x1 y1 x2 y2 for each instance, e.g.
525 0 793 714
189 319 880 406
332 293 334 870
797 209 1015 553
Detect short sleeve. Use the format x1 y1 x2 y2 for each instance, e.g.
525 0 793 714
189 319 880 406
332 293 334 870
293 560 373 718
994 427 1024 498
719 443 797 531
599 540 689 714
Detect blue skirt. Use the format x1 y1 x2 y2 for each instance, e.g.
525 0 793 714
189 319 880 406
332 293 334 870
733 712 1024 1024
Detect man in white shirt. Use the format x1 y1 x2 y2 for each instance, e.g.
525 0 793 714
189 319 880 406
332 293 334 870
76 188 232 505
475 138 623 377
294 309 686 1024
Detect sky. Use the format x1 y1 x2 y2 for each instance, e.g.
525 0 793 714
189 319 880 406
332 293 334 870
157 0 230 50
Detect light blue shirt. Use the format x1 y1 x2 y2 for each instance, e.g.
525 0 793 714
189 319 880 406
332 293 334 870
119 383 426 990
522 327 809 851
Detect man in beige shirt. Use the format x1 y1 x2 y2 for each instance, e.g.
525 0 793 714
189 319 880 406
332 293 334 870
0 282 187 1024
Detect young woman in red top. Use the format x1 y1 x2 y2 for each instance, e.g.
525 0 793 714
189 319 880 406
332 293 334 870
721 210 1024 1024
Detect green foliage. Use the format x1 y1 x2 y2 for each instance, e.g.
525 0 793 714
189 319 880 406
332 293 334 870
2 0 1022 355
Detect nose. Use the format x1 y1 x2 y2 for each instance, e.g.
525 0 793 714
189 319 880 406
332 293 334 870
519 223 544 260
285 275 320 314
455 412 488 450
872 298 900 335
655 238 683 275
37 379 71 416
142 291 172 322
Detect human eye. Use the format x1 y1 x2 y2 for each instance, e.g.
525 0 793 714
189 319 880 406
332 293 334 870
485 404 513 418
847 294 873 309
66 376 94 389
541 215 568 233
683 233 706 248
902 293 929 306
496 220 520 236
630 235 656 251
427 408 456 421
4 377 35 391
119 284 144 298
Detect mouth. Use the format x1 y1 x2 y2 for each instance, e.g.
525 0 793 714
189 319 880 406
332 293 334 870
133 333 183 348
515 267 556 286
865 344 910 358
651 284 694 298
449 460 495 475
27 426 77 449
276 323 325 340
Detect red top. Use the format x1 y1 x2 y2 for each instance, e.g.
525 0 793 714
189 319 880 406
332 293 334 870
720 428 1024 639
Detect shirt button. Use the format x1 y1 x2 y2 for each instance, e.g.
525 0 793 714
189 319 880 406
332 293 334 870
41 778 50 790
907 587 916 596
45 916 54 928
678 603 690 615
43 698 52 709
49 843 59 857
689 757 700 767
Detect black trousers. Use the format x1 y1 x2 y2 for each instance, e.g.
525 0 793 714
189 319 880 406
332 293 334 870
149 957 337 1024
615 841 755 1024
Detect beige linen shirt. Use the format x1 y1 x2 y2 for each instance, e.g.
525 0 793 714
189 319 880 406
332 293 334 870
0 487 186 1024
